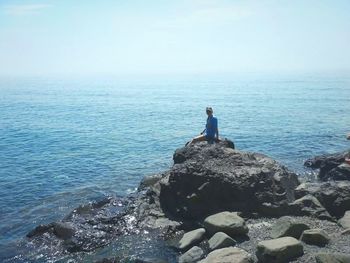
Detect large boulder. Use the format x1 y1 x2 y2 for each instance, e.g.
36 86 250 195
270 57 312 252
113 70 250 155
178 228 206 251
160 141 299 219
295 181 350 218
198 247 253 263
256 236 303 263
304 150 350 181
270 216 309 239
300 229 330 247
203 211 248 237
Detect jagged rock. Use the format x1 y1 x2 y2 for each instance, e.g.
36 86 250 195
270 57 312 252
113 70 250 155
304 150 350 181
256 236 303 263
198 247 253 263
208 232 236 251
138 173 167 191
300 229 330 246
270 216 309 239
315 253 350 263
203 211 248 237
339 211 350 229
178 228 206 251
26 223 54 238
260 195 333 220
328 163 350 181
289 195 333 220
178 246 204 263
160 141 299 219
295 181 350 218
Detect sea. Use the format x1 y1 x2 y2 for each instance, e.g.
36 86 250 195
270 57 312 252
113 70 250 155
0 73 349 262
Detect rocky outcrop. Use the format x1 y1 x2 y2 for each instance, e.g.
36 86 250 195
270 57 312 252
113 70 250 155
304 150 350 181
160 141 300 219
25 141 350 262
295 181 350 218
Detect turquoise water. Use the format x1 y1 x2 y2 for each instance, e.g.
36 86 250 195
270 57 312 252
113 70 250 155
0 74 350 260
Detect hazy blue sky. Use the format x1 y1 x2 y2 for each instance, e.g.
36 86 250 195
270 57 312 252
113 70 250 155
0 0 349 76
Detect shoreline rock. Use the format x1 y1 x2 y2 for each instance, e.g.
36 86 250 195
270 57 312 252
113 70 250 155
24 141 350 262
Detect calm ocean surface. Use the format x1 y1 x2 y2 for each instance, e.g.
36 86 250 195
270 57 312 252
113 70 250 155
0 73 350 261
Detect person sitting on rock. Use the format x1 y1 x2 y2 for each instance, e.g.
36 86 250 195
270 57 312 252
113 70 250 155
189 107 219 144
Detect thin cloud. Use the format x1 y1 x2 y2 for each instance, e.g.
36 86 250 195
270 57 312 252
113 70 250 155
4 4 51 16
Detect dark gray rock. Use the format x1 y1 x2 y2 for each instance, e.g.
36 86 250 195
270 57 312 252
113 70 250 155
295 181 350 218
256 236 303 263
161 141 299 219
289 195 333 220
53 222 75 240
300 228 330 246
26 223 54 238
203 211 248 237
178 246 204 263
270 216 309 239
304 150 350 181
208 232 236 251
315 253 350 263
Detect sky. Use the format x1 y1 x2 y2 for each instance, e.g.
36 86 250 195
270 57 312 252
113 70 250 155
0 0 349 77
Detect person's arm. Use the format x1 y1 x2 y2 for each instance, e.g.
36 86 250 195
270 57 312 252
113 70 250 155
200 128 206 135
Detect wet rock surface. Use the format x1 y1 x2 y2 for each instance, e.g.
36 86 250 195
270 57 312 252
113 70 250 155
304 150 350 181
